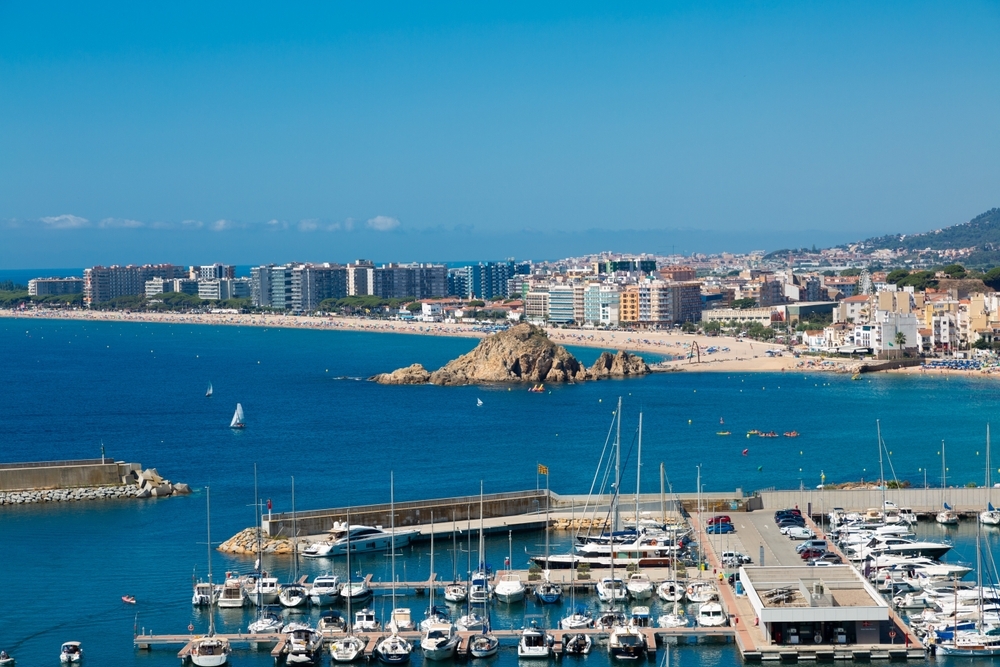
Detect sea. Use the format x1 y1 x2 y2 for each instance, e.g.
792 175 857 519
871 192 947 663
2 317 999 665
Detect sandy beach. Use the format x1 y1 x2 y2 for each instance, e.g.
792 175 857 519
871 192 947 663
0 307 863 374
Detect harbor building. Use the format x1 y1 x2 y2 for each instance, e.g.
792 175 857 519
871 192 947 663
28 277 83 296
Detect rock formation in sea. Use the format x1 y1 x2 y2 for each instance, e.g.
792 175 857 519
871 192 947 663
370 323 650 386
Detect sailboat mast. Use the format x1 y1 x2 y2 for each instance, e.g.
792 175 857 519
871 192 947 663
206 486 215 637
429 513 435 609
988 424 992 489
877 420 885 511
544 471 550 570
660 463 665 526
636 412 643 526
390 471 396 618
291 476 298 581
614 397 622 533
346 508 353 631
942 440 947 505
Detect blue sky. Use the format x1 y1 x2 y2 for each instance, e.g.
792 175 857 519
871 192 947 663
1 2 999 268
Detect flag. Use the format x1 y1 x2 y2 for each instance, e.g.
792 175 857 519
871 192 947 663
537 464 549 475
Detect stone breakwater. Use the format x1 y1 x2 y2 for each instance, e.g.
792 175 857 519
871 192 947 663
218 527 295 555
0 484 143 505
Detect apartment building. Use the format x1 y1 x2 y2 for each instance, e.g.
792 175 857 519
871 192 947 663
28 277 83 296
84 264 185 305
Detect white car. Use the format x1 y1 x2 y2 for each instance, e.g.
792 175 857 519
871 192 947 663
720 551 752 566
782 526 815 540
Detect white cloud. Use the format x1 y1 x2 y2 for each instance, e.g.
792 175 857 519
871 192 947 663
40 214 89 229
298 219 319 232
366 215 400 231
210 219 238 231
99 217 144 228
181 219 204 229
267 219 289 231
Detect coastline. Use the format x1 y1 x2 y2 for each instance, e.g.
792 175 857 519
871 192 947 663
0 307 962 376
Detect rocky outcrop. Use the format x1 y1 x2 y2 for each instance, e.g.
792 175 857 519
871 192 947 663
589 351 651 377
217 527 296 555
371 363 432 385
371 323 649 386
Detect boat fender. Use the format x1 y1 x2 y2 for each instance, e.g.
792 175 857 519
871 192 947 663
649 539 656 546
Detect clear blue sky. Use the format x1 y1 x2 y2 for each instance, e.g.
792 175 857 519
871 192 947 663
1 2 998 268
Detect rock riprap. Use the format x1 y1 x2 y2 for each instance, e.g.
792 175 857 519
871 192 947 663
370 323 650 386
217 527 296 555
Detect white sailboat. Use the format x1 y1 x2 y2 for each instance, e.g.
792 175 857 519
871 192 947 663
376 471 413 664
279 477 308 608
981 425 1000 526
495 531 526 603
421 514 459 661
206 382 213 397
190 487 232 667
230 403 245 429
937 440 960 525
330 508 366 664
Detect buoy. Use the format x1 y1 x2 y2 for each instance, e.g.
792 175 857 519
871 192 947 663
742 449 748 456
688 420 692 424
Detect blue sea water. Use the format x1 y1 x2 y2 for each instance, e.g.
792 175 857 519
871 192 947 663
1 317 998 665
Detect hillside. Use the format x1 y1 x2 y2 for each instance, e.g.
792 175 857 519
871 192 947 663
860 208 1000 253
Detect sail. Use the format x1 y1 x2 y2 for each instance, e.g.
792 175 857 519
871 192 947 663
230 403 244 427
944 502 953 511
206 382 213 397
990 503 996 512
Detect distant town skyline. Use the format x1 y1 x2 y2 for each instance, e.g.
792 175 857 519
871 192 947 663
2 2 999 268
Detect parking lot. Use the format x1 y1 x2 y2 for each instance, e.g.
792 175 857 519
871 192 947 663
699 508 829 570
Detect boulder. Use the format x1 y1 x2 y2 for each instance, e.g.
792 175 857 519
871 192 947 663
369 363 431 385
589 351 651 378
172 482 192 494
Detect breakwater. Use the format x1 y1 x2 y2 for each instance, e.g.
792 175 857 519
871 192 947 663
0 457 190 502
0 484 142 505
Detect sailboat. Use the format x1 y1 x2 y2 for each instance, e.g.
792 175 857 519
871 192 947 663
230 403 245 429
459 486 487 632
626 415 653 601
420 514 460 661
249 466 283 635
657 469 687 629
444 514 467 603
937 520 1000 655
560 499 595 631
279 477 308 608
190 487 232 667
937 440 960 525
534 470 562 604
376 472 413 664
330 508 366 663
981 425 1000 526
206 382 213 397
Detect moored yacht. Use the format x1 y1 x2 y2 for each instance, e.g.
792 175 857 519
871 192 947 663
308 575 340 606
217 578 246 608
495 571 526 603
597 577 627 604
517 621 553 659
325 522 420 555
607 624 647 660
285 624 324 666
421 622 460 661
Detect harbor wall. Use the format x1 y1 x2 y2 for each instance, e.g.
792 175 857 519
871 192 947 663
0 459 141 492
759 486 1000 515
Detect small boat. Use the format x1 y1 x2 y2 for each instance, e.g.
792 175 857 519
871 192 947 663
286 624 324 665
190 637 230 667
476 398 483 407
354 607 381 632
247 575 280 605
982 503 1000 526
420 622 460 661
560 606 594 629
456 611 485 632
628 606 651 628
528 384 545 393
494 571 526 603
596 577 627 605
657 609 687 628
59 642 83 664
534 580 562 604
469 632 500 659
746 429 760 436
122 595 136 604
469 570 492 603
936 502 960 526
443 583 467 603
374 633 413 664
301 541 335 559
783 431 800 438
716 431 731 436
420 606 451 632
626 573 653 600
760 431 778 438
279 583 308 608
517 621 553 659
330 635 366 663
230 403 245 429
192 581 217 606
309 575 340 606
851 373 861 380
190 487 232 666
685 582 716 604
697 601 728 627
0 650 13 667
217 577 246 608
595 611 626 629
607 624 647 660
206 382 213 397
340 580 373 603
564 633 593 655
249 608 284 634
388 608 415 633
317 611 347 634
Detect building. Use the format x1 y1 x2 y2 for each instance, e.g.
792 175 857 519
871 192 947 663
371 263 448 300
251 265 274 307
291 264 347 311
269 265 294 310
593 258 658 275
701 306 785 326
144 277 199 298
28 277 83 296
525 290 549 323
658 266 697 281
198 278 251 301
346 260 375 296
448 267 473 299
471 262 515 300
547 285 576 324
192 264 235 281
84 264 185 306
619 286 640 324
582 283 620 326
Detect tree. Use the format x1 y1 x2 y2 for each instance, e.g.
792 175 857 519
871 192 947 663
406 302 423 313
840 268 861 277
940 264 967 279
703 320 722 335
681 321 697 333
886 269 910 284
983 267 1000 291
732 298 757 309
894 331 907 359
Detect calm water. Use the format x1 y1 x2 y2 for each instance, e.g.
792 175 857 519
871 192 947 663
2 317 998 665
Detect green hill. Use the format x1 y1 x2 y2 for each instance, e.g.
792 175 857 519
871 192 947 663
861 208 1000 252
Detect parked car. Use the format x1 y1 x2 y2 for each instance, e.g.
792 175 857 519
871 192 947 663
796 540 828 554
774 509 802 522
727 572 741 587
814 552 843 564
707 515 732 525
777 517 806 529
721 551 752 565
706 522 735 534
806 559 832 567
782 526 815 540
800 548 826 560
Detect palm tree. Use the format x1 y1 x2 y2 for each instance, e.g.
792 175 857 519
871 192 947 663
894 331 907 359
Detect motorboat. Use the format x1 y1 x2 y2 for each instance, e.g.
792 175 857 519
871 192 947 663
495 571 526 603
301 541 335 559
0 650 13 667
597 577 627 604
279 583 308 608
626 573 653 600
420 622 460 661
657 581 684 603
469 632 500 658
607 624 647 660
469 570 492 603
595 611 627 629
309 575 341 606
59 642 83 664
899 507 918 524
534 580 563 604
444 583 467 603
218 579 246 610
286 625 324 665
354 608 381 632
340 580 373 603
685 582 716 604
190 637 230 667
325 522 420 555
657 609 688 628
697 602 728 627
628 606 651 628
330 635 366 663
564 633 593 655
318 611 348 634
375 632 413 664
388 608 415 633
246 575 280 606
517 621 553 659
982 503 1000 526
854 536 952 561
560 606 594 629
937 508 960 526
249 607 284 634
192 581 217 606
936 633 1000 656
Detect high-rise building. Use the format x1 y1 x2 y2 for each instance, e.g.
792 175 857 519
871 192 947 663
269 265 294 310
291 264 348 311
346 260 375 296
448 267 473 299
199 278 251 301
251 265 274 307
547 285 576 324
192 264 236 280
28 277 83 296
83 264 184 306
